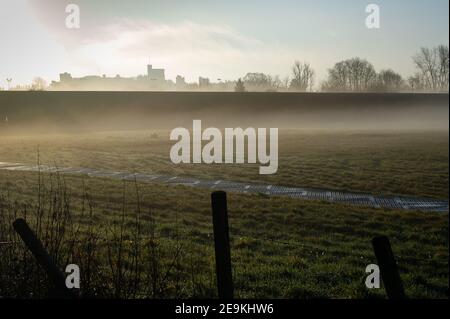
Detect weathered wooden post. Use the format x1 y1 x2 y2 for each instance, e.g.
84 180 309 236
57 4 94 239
372 236 406 299
13 218 75 298
211 191 234 299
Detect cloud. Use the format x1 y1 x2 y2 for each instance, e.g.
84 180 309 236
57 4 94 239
24 0 321 82
63 19 270 81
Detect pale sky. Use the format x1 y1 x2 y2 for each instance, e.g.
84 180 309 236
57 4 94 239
0 0 448 88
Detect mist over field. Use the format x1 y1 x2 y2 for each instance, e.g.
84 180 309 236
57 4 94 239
0 92 448 134
1 0 449 302
1 91 448 300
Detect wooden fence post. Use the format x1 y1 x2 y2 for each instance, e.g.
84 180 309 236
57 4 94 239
211 191 234 299
13 218 76 298
372 236 406 299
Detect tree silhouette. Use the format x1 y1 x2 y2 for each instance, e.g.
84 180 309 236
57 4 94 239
290 61 315 92
413 45 449 92
31 77 47 91
242 73 280 91
234 78 246 92
323 57 377 92
375 70 405 92
6 78 12 90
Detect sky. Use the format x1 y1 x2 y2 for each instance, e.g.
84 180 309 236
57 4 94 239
0 0 448 88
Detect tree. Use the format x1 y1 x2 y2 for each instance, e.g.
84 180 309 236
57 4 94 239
281 76 290 91
408 73 426 92
268 75 283 92
31 77 47 91
242 73 278 91
375 69 404 91
234 78 246 92
289 61 315 92
323 57 377 92
413 45 449 91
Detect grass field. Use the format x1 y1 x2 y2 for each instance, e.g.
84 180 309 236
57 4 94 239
0 129 448 299
0 129 448 199
0 169 448 299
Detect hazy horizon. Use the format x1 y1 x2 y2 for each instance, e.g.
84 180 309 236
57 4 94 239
1 0 449 89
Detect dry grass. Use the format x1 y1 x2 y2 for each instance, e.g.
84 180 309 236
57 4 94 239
0 168 448 299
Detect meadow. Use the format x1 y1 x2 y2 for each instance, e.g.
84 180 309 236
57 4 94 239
0 92 448 298
0 169 448 299
0 129 448 199
0 129 448 299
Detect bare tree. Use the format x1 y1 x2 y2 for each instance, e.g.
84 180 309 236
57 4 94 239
31 77 47 91
408 73 426 92
242 73 279 91
413 45 449 91
437 45 449 90
267 75 283 92
323 57 377 92
281 76 290 91
6 78 12 90
290 61 314 92
375 69 405 91
234 78 246 92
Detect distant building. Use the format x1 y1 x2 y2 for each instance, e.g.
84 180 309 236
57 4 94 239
60 72 72 82
147 65 165 83
51 64 167 91
199 77 210 88
176 75 186 86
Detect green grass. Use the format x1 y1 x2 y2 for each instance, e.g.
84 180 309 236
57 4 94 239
0 129 448 298
0 169 448 299
0 129 448 199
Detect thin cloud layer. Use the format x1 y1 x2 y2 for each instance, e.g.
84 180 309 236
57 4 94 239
59 19 303 81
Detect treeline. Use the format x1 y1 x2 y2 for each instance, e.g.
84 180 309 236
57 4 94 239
2 45 448 93
236 45 449 93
